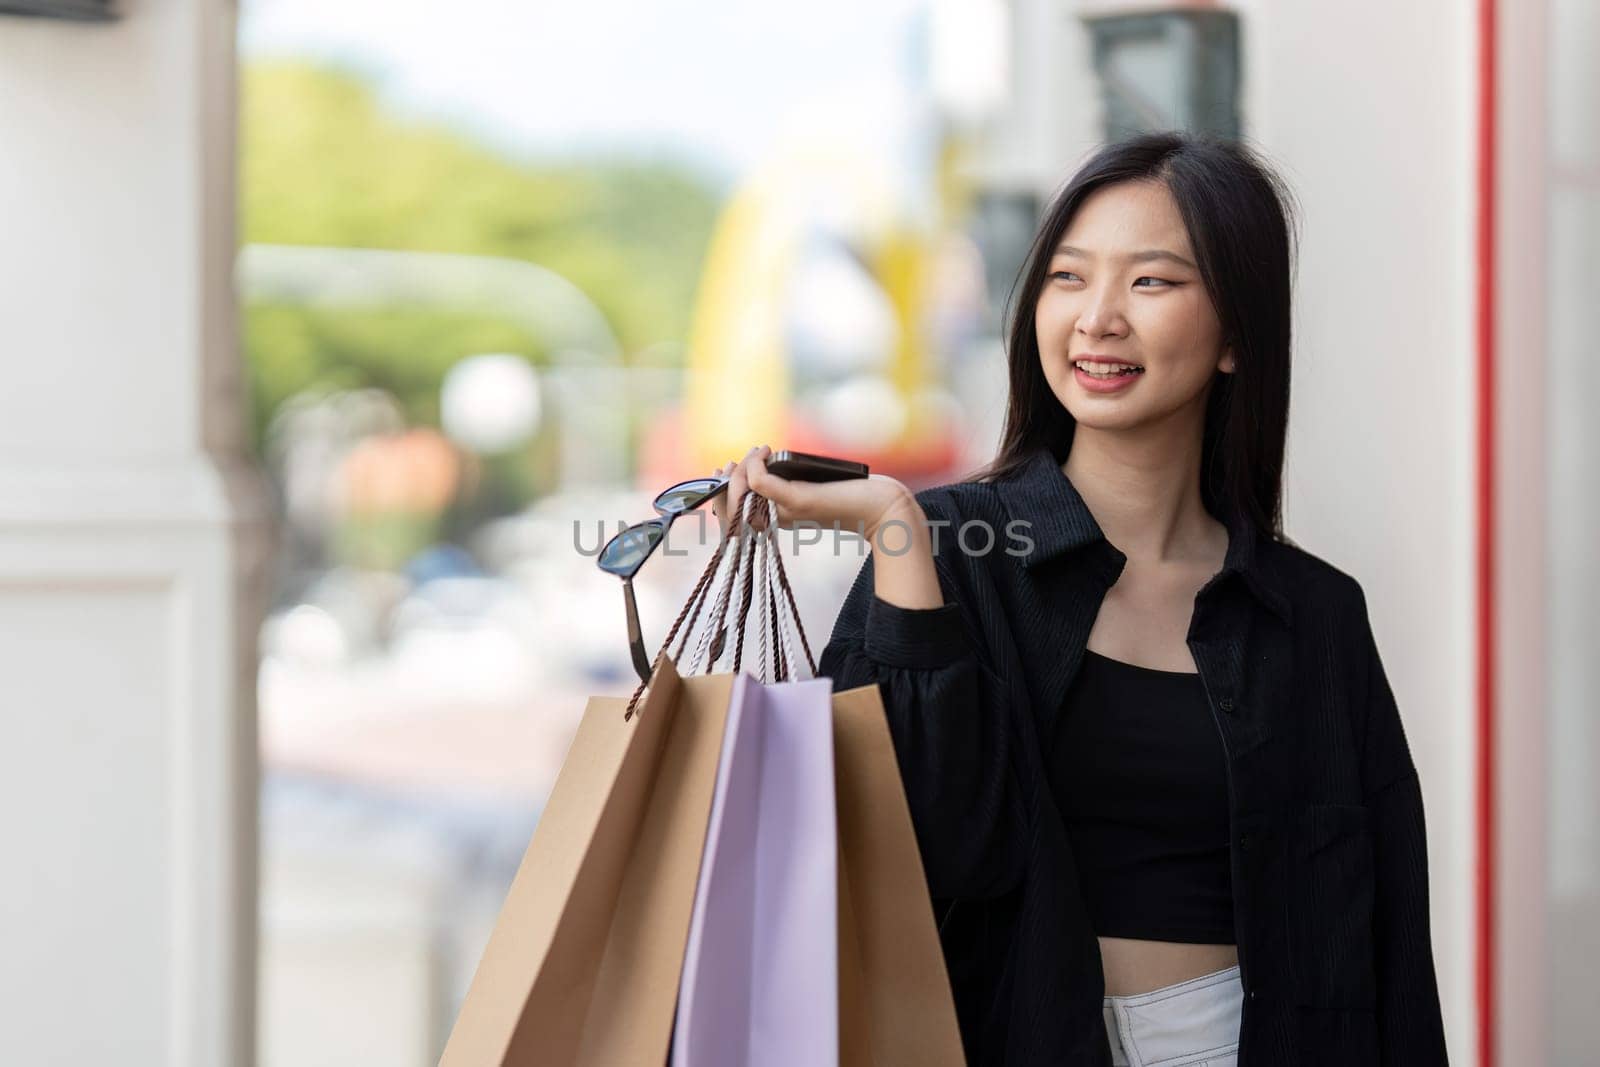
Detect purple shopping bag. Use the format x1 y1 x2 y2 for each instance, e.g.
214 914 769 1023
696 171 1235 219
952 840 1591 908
672 671 839 1067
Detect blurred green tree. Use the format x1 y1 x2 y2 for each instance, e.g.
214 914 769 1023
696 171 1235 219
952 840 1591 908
240 60 723 453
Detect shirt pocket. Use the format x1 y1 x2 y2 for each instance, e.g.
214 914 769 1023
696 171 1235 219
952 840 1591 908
1286 802 1378 1010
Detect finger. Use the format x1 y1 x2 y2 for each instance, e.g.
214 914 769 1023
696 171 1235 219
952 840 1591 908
732 447 759 495
721 450 758 529
714 458 740 504
746 452 811 515
710 463 731 515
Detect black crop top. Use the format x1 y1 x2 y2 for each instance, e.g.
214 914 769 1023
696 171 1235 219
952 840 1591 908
1047 648 1236 945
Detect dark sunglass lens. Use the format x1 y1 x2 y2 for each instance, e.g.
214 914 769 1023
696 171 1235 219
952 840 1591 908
598 522 664 575
655 478 722 515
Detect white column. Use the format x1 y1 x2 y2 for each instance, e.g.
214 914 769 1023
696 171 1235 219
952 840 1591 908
1492 0 1550 1061
0 4 268 1066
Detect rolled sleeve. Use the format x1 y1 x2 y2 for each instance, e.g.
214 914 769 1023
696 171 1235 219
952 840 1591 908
864 594 971 669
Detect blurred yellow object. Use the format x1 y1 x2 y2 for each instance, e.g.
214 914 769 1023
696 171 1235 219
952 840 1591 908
682 175 797 473
678 142 975 485
871 228 936 436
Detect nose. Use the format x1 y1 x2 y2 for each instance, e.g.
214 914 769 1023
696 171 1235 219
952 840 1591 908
1075 281 1128 340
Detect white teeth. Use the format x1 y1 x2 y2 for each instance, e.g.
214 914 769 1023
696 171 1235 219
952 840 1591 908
1075 360 1142 375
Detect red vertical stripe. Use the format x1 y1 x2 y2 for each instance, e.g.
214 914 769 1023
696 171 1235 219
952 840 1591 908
1475 0 1497 1064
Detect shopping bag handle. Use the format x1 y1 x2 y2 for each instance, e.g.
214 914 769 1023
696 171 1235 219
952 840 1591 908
697 492 815 683
624 491 816 719
624 488 756 719
750 496 815 683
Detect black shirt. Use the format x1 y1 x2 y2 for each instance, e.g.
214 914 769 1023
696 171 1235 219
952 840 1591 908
1052 649 1234 945
817 444 1449 1066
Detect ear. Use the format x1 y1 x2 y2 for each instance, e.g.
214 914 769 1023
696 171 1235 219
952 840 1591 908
1217 341 1237 375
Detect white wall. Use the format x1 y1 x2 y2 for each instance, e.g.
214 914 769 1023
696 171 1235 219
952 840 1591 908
1233 5 1479 1062
1541 0 1600 1061
0 4 267 1065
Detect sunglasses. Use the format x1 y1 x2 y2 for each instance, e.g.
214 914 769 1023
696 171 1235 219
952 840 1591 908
597 476 731 683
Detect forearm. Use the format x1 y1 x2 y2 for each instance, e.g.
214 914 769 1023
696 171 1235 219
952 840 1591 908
868 496 945 611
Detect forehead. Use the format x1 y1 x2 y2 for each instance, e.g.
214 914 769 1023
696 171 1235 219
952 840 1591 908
1057 180 1191 256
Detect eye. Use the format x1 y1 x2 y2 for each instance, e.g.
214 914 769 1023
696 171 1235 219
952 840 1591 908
1048 271 1176 289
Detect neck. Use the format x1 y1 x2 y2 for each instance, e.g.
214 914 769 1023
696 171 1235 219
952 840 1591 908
1061 422 1220 567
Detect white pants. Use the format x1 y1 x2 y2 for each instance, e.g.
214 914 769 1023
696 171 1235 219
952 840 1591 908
1102 963 1243 1067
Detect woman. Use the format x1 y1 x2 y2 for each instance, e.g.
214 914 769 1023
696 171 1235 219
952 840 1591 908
711 132 1448 1066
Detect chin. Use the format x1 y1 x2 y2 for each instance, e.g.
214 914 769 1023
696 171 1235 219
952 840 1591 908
1068 408 1149 433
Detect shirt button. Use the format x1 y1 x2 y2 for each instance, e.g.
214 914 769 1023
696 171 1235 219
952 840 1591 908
1219 698 1235 711
1239 833 1253 851
1250 989 1260 1001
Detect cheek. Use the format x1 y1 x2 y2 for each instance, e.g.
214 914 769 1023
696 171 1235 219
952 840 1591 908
1170 294 1221 337
1034 294 1073 347
1138 301 1218 360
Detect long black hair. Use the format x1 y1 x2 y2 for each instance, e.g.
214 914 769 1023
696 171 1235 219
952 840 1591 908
967 131 1301 545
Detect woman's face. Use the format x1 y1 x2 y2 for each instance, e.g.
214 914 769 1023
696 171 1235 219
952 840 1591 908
1034 179 1233 432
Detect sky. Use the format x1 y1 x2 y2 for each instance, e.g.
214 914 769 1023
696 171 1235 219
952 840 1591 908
239 0 929 184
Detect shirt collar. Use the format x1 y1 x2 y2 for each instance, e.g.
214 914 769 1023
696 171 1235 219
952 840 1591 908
992 445 1293 627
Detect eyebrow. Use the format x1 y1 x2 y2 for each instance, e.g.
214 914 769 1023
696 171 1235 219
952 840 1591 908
1052 244 1197 271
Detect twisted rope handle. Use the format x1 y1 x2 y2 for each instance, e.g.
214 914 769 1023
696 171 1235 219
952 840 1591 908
766 512 816 678
764 500 801 681
756 509 774 683
735 495 812 682
622 481 822 716
729 494 760 675
688 502 741 671
753 498 792 683
765 503 788 682
624 486 752 719
711 493 815 681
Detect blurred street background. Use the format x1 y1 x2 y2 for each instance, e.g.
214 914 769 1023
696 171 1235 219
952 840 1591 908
3 0 1597 1064
236 5 1015 1062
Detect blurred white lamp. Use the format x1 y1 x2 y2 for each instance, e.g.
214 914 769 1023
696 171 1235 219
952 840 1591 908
441 354 542 454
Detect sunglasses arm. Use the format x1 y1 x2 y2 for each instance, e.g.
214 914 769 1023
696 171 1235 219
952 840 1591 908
623 577 654 684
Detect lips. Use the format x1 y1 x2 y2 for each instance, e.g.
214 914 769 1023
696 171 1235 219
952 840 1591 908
1072 360 1144 393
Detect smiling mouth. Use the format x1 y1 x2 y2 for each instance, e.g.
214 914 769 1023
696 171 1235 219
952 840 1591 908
1072 359 1145 379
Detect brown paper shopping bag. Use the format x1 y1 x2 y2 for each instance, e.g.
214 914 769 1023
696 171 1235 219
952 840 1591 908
442 483 778 1065
833 682 966 1066
439 655 733 1066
